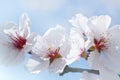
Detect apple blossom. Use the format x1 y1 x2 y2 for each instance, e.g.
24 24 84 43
70 13 120 79
87 15 120 72
25 25 75 73
0 14 37 66
69 13 91 59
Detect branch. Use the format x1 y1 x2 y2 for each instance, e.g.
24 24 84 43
59 66 120 77
59 65 99 76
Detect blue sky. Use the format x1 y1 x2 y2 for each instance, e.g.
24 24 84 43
0 0 120 80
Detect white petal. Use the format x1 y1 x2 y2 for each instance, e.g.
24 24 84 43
0 22 17 31
70 28 85 55
26 33 37 47
69 13 88 29
102 51 120 72
66 55 80 65
67 38 84 64
0 44 24 66
59 35 71 57
0 22 18 41
67 50 80 65
19 13 31 38
80 71 99 80
25 56 49 74
99 67 120 80
69 14 91 38
27 33 37 43
88 15 111 36
43 25 66 49
88 51 103 70
48 58 66 73
70 27 84 42
31 35 49 56
69 13 87 27
108 25 120 47
7 51 24 66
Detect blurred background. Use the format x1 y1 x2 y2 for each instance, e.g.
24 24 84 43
0 0 120 80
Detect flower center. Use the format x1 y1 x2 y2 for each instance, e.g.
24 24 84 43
47 47 62 64
94 38 107 53
8 33 27 50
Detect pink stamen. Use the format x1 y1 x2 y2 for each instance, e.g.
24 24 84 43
8 33 26 49
94 38 107 53
47 47 61 63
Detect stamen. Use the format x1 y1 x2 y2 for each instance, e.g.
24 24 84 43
94 38 107 53
47 47 62 64
7 32 26 49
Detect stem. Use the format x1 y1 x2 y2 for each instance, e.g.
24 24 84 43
59 65 99 76
59 66 120 77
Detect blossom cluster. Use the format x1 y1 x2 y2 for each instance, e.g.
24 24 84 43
0 13 120 80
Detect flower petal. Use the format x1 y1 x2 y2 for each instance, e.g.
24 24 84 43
19 13 31 38
43 25 66 49
99 67 120 80
0 44 24 66
0 22 18 41
23 32 37 53
88 15 111 36
69 13 88 29
31 35 49 57
69 13 90 38
59 35 71 57
67 37 84 64
88 51 103 70
80 71 99 80
66 55 80 65
102 51 120 72
108 25 120 48
48 58 66 73
25 56 49 74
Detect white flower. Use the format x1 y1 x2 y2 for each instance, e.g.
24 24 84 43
0 13 37 66
70 13 120 79
69 13 91 60
87 15 120 72
25 25 72 73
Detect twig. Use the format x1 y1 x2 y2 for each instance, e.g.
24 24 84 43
59 65 99 76
59 66 120 77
